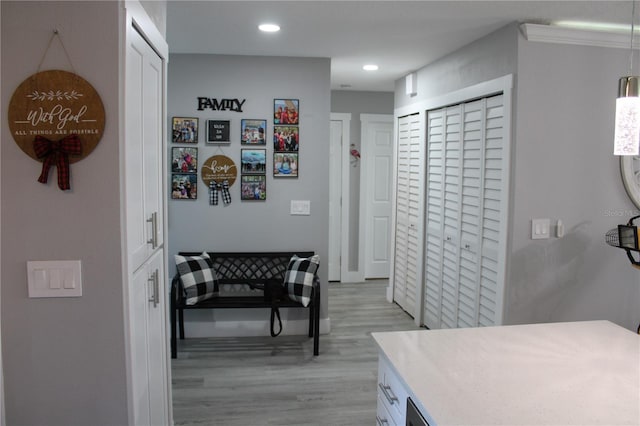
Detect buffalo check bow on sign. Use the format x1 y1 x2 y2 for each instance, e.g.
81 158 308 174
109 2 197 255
8 70 106 191
209 180 232 205
201 155 237 206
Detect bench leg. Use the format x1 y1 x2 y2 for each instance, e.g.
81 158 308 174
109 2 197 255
313 291 320 356
308 302 314 338
179 309 185 339
171 305 177 359
313 301 320 356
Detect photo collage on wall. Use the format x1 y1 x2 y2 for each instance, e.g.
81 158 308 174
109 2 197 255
171 117 199 200
240 118 267 201
273 99 299 178
171 98 299 202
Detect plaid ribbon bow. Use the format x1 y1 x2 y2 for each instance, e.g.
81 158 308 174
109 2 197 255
33 134 82 191
209 180 232 205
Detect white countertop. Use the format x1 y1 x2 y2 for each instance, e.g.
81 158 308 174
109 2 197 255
373 321 640 426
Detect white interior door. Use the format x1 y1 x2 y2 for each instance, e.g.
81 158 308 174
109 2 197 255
361 114 393 279
328 119 343 281
329 113 352 282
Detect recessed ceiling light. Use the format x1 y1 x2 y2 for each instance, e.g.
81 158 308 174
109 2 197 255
363 64 379 71
259 23 280 33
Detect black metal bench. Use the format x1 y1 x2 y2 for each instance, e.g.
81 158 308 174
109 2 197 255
170 251 320 358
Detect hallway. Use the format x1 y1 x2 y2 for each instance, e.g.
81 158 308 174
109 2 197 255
171 280 421 425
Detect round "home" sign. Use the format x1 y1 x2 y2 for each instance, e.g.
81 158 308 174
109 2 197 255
201 155 237 188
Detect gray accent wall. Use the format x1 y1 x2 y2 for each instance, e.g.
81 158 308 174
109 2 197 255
508 29 640 328
394 23 640 331
1 1 128 424
394 23 518 108
331 90 394 271
168 54 330 329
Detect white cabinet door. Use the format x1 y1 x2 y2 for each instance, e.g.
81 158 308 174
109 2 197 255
393 114 423 319
126 25 164 272
130 250 168 426
125 22 169 426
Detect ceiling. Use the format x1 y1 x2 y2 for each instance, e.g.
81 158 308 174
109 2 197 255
167 1 633 92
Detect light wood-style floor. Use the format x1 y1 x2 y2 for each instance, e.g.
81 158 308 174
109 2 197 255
171 280 421 426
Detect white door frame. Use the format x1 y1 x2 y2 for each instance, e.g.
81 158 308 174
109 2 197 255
329 113 359 282
0 5 4 424
359 113 393 281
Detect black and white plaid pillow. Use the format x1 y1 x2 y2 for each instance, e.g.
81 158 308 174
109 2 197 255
174 252 219 305
284 254 319 307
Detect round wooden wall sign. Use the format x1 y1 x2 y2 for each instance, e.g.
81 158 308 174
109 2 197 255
8 69 105 163
201 155 237 187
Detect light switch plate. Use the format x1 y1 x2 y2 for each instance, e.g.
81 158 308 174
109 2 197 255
27 260 82 298
290 200 311 215
531 218 550 240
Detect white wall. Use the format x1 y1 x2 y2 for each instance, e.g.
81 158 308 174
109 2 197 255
1 2 128 424
507 30 640 329
168 54 331 335
141 0 166 36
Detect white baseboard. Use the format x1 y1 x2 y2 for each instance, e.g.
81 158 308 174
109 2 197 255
183 317 331 338
340 271 365 283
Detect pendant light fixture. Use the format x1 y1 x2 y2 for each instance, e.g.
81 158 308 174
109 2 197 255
615 1 640 155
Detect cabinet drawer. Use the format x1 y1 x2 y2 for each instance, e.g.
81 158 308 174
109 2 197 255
377 393 398 426
378 355 409 424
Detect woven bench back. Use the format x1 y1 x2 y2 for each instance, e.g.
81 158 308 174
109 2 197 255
177 251 315 282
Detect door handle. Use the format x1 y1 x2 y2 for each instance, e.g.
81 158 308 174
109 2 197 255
148 270 159 307
378 383 398 405
146 212 158 249
376 415 389 425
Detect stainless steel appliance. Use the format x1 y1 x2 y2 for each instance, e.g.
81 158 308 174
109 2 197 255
406 397 429 426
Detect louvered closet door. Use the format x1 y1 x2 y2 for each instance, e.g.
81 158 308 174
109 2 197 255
458 100 483 328
424 110 445 329
424 94 506 329
393 114 423 317
478 95 506 326
440 106 462 329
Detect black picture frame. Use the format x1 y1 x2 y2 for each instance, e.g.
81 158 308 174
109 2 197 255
241 149 267 174
273 152 298 177
241 175 267 201
274 99 299 125
172 117 198 144
171 147 198 173
171 173 198 200
206 120 231 144
241 119 267 145
273 125 299 151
